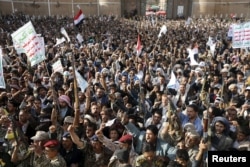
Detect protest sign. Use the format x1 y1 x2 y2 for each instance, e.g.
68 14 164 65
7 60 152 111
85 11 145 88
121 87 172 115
52 59 64 74
75 70 88 92
232 22 250 48
11 21 46 66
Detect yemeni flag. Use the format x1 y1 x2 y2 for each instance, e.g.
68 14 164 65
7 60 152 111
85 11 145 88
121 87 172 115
74 9 85 25
136 34 142 56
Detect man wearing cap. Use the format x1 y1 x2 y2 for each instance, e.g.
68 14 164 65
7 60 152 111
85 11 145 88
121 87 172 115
60 133 82 167
44 140 67 167
68 125 113 167
108 149 132 167
11 131 51 167
107 134 138 167
183 127 200 166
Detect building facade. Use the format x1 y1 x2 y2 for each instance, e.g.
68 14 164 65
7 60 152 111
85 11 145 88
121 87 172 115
0 0 249 19
0 0 145 17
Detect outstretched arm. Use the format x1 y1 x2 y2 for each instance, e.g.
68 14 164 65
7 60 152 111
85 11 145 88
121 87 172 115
68 125 85 149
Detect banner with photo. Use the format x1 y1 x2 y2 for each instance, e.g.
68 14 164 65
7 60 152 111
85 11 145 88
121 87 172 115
11 21 46 66
232 22 250 48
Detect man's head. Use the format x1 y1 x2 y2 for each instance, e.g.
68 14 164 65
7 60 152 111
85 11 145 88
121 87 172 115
145 125 158 143
18 109 29 124
86 123 97 138
90 135 103 153
179 83 186 94
59 95 71 108
186 104 199 120
91 103 99 117
109 127 120 142
118 134 133 150
161 94 168 106
62 132 73 151
225 107 237 121
244 86 250 99
184 130 200 148
151 109 162 126
37 86 47 98
44 140 60 160
176 149 189 166
7 99 18 113
115 149 130 164
100 107 111 123
33 98 42 109
96 87 104 98
31 131 49 150
63 116 74 128
229 84 238 94
142 143 156 162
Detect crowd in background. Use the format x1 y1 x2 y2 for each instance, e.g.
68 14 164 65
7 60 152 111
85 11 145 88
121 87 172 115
0 12 249 167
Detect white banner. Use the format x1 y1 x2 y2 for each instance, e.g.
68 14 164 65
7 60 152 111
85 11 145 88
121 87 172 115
0 49 6 89
52 59 64 74
167 71 180 91
54 37 66 47
11 21 46 66
76 33 83 43
75 70 88 92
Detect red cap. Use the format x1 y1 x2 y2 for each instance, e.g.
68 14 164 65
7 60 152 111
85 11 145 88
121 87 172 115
118 134 133 144
44 140 59 148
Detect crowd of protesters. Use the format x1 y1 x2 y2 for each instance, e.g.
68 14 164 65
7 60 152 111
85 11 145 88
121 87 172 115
0 12 250 167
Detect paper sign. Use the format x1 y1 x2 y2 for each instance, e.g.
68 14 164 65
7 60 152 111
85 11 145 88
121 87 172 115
75 70 88 92
52 59 64 74
232 22 250 48
11 21 45 66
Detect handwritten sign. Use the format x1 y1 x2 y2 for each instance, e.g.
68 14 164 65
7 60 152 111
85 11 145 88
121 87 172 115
232 22 250 48
52 59 64 74
11 21 46 66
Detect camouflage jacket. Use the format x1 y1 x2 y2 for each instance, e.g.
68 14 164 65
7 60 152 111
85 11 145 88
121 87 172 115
47 154 67 167
80 141 113 167
135 155 166 167
16 152 50 167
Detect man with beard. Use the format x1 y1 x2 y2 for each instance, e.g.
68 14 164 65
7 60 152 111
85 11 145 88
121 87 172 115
58 95 74 125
